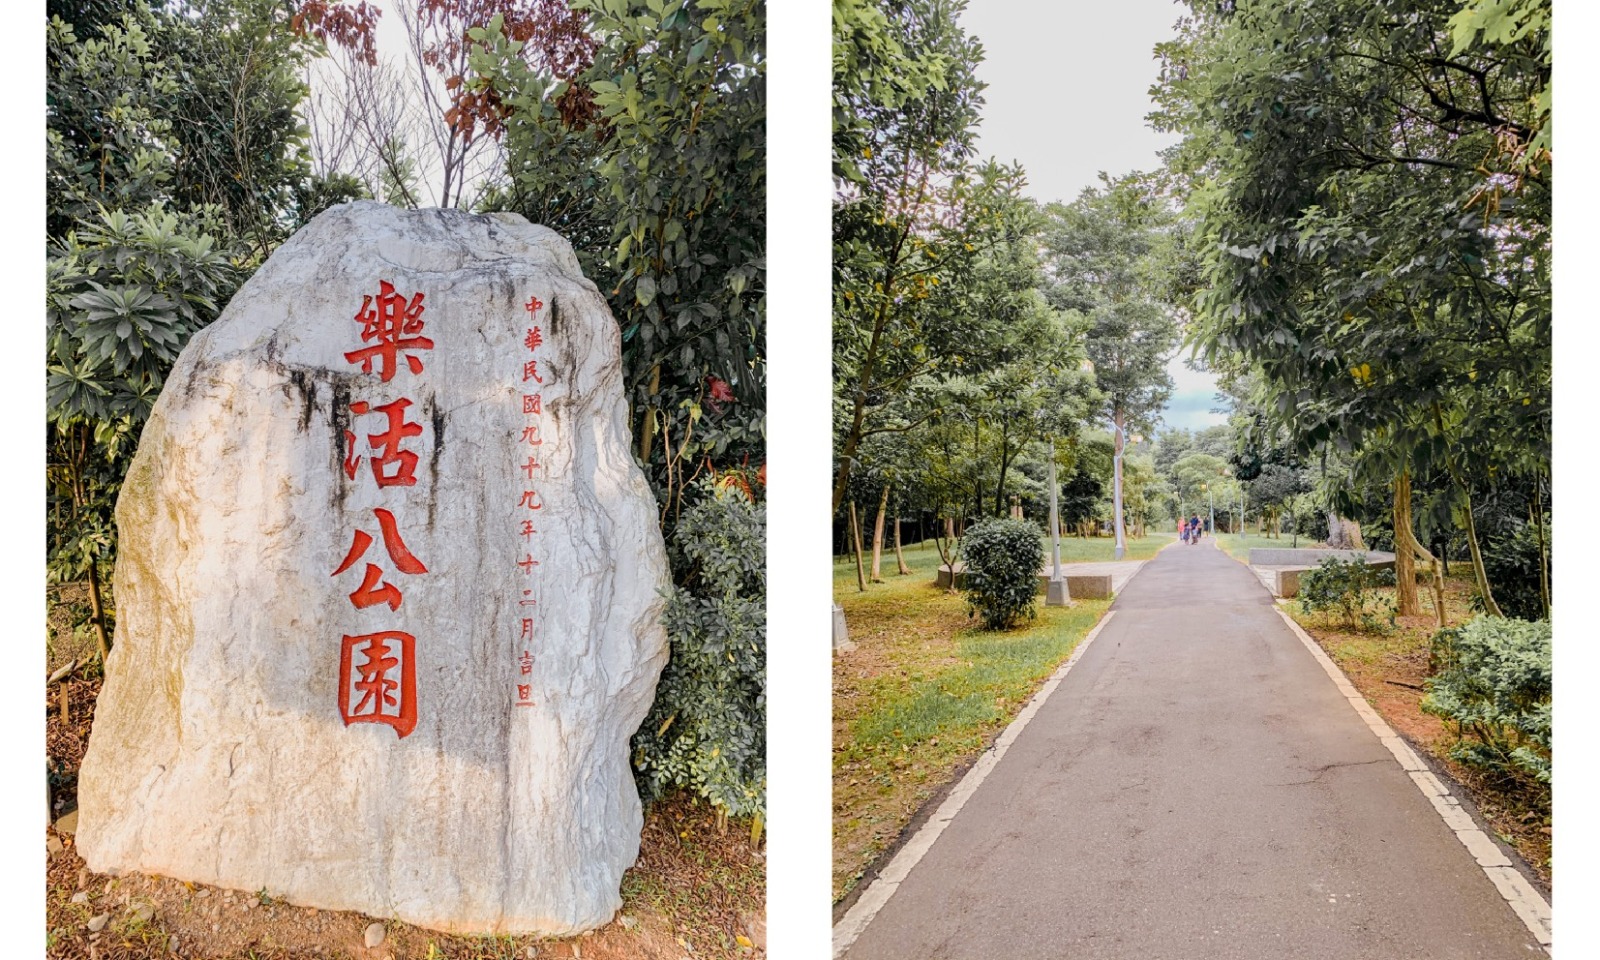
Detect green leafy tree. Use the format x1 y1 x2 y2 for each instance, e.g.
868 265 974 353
47 3 326 656
1043 173 1180 552
830 0 990 515
468 0 766 821
470 0 765 508
47 207 237 660
1153 0 1550 616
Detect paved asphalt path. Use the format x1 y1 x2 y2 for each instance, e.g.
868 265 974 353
840 540 1543 959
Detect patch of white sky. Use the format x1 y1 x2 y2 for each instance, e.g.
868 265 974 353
304 0 482 208
957 0 1226 435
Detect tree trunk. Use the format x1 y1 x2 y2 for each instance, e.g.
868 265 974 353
1534 477 1550 618
870 485 888 583
936 517 960 593
1111 410 1127 558
850 500 867 593
894 513 910 575
85 561 111 663
1459 490 1503 617
1394 470 1420 617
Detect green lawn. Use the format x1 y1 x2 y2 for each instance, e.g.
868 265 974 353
1213 531 1327 563
831 531 1149 900
834 532 1172 594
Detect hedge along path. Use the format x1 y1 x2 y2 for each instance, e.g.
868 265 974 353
835 539 1547 959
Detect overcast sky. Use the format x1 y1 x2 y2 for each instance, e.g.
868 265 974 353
957 0 1226 434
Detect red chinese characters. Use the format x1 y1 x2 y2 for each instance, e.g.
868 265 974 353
339 631 417 737
331 281 434 739
331 508 428 610
513 292 550 709
345 281 434 381
346 398 424 487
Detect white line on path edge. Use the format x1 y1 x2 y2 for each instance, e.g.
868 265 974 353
1273 607 1553 949
831 609 1121 958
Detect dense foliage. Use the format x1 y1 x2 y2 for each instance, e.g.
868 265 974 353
1423 616 1551 795
1298 555 1395 632
1152 0 1551 617
470 0 765 511
960 519 1045 630
632 479 766 823
46 0 322 656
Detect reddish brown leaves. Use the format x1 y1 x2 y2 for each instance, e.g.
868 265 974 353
416 0 601 143
292 0 383 67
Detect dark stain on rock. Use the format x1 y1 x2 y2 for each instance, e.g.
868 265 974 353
427 393 446 529
329 378 353 513
546 294 562 339
284 367 317 433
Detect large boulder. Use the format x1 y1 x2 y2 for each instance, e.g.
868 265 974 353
76 202 670 935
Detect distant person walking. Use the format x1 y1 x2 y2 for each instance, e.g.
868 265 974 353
1179 517 1189 544
1190 514 1203 543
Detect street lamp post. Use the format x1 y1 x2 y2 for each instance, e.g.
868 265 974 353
1112 421 1127 560
1208 482 1216 537
1046 442 1069 606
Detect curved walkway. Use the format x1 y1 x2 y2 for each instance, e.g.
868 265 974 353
835 540 1547 959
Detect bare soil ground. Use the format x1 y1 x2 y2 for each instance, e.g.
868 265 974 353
45 588 764 960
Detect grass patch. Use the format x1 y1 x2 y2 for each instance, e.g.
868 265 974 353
832 538 1114 900
1213 532 1327 563
834 532 1170 594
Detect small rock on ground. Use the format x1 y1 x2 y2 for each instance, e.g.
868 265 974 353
739 910 766 951
86 914 110 933
130 904 155 924
70 892 89 904
195 888 211 899
56 810 79 835
364 922 386 948
47 835 65 856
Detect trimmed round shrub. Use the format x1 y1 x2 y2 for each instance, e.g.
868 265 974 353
961 518 1045 630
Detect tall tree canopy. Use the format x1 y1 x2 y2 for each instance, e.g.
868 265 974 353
1152 0 1550 616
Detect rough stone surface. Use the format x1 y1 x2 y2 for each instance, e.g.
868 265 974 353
364 922 386 948
1247 547 1396 567
831 603 854 653
75 203 671 935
